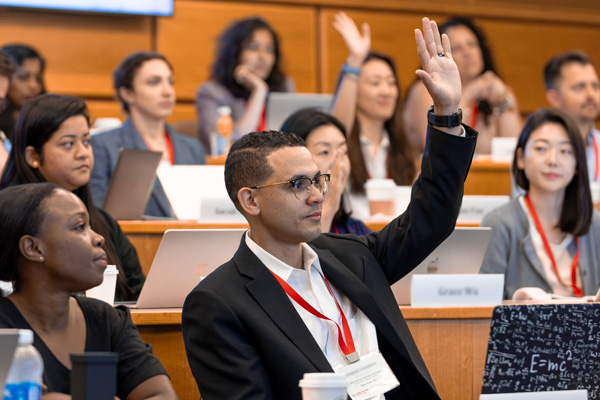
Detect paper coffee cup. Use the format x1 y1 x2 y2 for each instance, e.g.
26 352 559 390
86 265 118 306
298 373 348 400
365 179 396 217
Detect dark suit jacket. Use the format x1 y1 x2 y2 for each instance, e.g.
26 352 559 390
182 125 477 400
90 119 206 218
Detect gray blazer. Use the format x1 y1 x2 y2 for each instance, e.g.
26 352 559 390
90 119 206 218
480 198 600 299
195 79 295 151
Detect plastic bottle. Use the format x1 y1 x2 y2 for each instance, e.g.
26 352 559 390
3 329 43 400
215 106 233 156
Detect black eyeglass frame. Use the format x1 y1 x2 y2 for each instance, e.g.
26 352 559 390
249 173 331 200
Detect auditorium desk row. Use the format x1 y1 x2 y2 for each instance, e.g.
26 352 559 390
131 306 494 400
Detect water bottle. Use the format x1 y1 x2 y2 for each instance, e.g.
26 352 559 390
215 106 233 156
3 329 43 400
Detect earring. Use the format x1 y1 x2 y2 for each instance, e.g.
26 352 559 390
31 161 38 168
39 256 44 262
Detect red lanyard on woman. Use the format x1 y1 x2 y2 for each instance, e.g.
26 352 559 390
592 134 599 181
524 194 582 297
269 270 359 363
469 103 479 129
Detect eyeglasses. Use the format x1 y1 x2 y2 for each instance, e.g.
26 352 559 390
250 174 330 200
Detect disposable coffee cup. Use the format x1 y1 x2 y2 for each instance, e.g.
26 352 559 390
365 179 396 217
298 373 348 400
394 185 412 215
591 182 600 207
86 265 118 306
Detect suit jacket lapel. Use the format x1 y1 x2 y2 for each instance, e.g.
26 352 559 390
234 241 332 373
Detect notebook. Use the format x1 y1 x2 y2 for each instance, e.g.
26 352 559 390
266 92 333 131
391 227 492 305
0 330 19 392
102 148 162 220
133 229 245 308
156 165 244 221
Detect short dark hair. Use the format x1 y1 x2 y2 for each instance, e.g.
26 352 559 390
0 44 46 94
225 130 305 211
543 51 594 91
113 51 173 112
0 50 15 79
513 108 592 236
211 17 286 99
0 182 57 284
439 17 499 124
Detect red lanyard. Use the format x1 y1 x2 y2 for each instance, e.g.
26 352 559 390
258 106 266 132
469 103 479 129
592 134 598 181
269 270 359 363
524 194 582 297
165 130 175 165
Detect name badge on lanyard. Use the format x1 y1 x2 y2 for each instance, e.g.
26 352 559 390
334 351 399 400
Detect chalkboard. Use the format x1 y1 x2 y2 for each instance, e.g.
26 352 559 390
481 304 600 398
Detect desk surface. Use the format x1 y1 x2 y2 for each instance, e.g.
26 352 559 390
131 306 494 400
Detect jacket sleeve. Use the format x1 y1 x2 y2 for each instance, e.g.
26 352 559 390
182 289 273 400
90 134 115 208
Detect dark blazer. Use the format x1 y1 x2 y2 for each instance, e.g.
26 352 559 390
182 125 477 400
90 119 206 218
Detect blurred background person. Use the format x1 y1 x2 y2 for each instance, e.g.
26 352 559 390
0 50 15 175
281 108 370 234
0 44 46 143
0 94 145 301
91 51 206 218
404 16 522 155
480 108 600 299
196 17 294 152
331 12 417 221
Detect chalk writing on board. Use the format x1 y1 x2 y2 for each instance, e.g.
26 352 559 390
481 303 600 398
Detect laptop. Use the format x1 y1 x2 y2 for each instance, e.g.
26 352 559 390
0 330 19 392
156 165 244 221
391 227 492 305
266 93 333 131
102 148 162 220
133 229 245 308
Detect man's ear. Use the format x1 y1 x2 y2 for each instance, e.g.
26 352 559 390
546 88 562 108
24 146 41 169
18 235 45 263
237 188 260 216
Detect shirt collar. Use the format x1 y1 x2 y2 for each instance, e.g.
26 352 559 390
244 231 323 281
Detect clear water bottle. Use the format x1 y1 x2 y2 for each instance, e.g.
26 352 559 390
211 105 232 156
3 329 43 400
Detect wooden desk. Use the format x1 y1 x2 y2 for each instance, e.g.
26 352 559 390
464 158 511 196
131 306 493 400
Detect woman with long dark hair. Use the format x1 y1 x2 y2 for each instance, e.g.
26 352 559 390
196 17 294 151
331 12 417 220
0 94 145 301
480 108 600 299
404 16 522 154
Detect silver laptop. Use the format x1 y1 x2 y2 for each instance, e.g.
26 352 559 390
102 148 162 220
266 92 333 131
480 391 587 400
391 227 492 305
133 229 245 308
0 330 19 392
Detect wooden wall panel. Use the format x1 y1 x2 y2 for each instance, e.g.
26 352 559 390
0 8 152 97
157 0 317 101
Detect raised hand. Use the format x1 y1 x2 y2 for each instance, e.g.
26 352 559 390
414 17 461 116
234 63 268 92
333 12 371 66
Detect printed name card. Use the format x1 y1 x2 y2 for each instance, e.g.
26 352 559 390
410 274 504 307
199 197 245 222
457 196 510 224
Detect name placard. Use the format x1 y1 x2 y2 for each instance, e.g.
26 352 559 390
199 197 245 222
411 274 504 307
457 195 510 224
491 137 518 163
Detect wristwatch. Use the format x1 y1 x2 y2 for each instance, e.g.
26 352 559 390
427 105 462 128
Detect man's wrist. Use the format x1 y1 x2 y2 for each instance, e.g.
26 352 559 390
428 105 462 128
